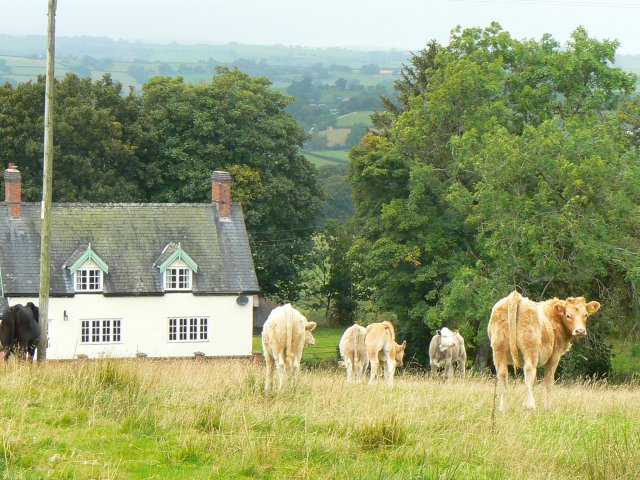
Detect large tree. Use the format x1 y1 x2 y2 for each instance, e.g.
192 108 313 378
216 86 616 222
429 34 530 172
349 24 640 373
0 69 322 300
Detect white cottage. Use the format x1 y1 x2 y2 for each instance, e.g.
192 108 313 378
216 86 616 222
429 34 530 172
0 165 260 359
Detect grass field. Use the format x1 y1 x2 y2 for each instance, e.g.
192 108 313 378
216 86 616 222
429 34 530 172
1 359 639 479
610 336 640 378
303 149 350 167
336 111 374 127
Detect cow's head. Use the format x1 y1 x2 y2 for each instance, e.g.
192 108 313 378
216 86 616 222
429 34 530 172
394 340 407 366
438 327 456 351
554 297 601 337
304 321 317 346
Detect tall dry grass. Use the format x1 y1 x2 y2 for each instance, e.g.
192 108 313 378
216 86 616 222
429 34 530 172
0 359 639 479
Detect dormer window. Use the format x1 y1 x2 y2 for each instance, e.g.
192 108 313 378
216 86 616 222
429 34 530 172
164 264 192 290
154 242 198 292
76 267 102 291
64 244 109 294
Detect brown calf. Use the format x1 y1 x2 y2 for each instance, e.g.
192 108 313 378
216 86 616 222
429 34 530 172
365 321 406 386
488 290 600 410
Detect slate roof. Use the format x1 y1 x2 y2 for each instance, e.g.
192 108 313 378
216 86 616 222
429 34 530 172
0 202 260 297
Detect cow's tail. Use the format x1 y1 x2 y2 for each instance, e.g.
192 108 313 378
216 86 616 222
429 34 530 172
285 305 294 368
507 290 522 371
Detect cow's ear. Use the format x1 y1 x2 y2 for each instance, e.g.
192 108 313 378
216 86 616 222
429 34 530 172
453 329 459 335
402 340 407 349
305 321 317 332
436 330 441 336
553 302 566 315
586 301 601 315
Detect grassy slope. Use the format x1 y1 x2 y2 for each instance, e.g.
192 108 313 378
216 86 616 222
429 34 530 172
1 359 639 479
336 111 374 127
303 150 350 167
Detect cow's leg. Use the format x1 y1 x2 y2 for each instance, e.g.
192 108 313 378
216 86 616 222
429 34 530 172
345 357 353 382
385 357 396 386
276 353 287 390
291 357 301 382
369 356 379 384
358 355 369 383
522 356 538 410
431 363 438 377
264 352 275 391
492 347 509 412
27 343 37 363
542 356 560 410
444 357 454 383
459 351 467 382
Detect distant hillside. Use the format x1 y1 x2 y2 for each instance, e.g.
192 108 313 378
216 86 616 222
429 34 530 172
0 34 410 67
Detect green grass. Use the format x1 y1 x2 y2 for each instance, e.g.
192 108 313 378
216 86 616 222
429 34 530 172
303 149 350 167
610 336 640 378
336 111 374 127
1 359 640 479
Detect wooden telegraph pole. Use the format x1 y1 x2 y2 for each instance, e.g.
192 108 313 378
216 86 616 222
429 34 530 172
37 0 57 362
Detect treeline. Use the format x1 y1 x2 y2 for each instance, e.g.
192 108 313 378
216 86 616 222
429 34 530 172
345 24 640 377
0 68 323 301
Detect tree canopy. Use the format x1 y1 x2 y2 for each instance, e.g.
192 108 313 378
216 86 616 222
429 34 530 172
349 24 640 373
0 68 322 300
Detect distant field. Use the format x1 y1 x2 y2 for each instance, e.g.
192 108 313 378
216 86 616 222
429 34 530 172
303 150 350 167
322 127 350 147
336 111 374 127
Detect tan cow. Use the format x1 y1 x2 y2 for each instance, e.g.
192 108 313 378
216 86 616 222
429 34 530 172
488 290 600 410
364 321 407 386
339 324 369 383
261 304 317 391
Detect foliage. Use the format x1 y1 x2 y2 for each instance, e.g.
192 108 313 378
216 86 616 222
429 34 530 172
302 222 357 326
316 163 354 222
0 69 323 299
349 23 640 375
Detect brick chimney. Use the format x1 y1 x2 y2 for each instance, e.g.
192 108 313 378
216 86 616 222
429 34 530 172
4 163 22 218
211 171 231 219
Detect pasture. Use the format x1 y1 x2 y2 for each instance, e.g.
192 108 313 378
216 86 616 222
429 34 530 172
1 359 639 479
303 149 350 167
336 111 374 127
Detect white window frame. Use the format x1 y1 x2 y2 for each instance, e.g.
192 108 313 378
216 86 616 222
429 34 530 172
164 267 192 291
168 317 208 342
80 319 122 344
75 268 103 292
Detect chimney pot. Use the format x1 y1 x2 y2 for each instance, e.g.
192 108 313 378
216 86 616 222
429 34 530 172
4 164 22 218
211 171 232 218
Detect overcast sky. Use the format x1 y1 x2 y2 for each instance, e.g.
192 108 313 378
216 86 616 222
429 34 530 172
2 0 640 54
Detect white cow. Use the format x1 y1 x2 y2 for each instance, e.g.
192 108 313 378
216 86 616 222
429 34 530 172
261 304 317 391
429 327 466 382
339 324 369 382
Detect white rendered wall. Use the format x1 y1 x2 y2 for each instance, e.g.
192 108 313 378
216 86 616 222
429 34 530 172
9 294 253 360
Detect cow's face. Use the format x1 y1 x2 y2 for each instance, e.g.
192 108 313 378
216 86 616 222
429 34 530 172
394 340 407 366
554 297 601 337
438 327 456 351
304 321 317 346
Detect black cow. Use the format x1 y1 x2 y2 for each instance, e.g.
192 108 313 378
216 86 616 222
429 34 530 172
0 302 40 361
